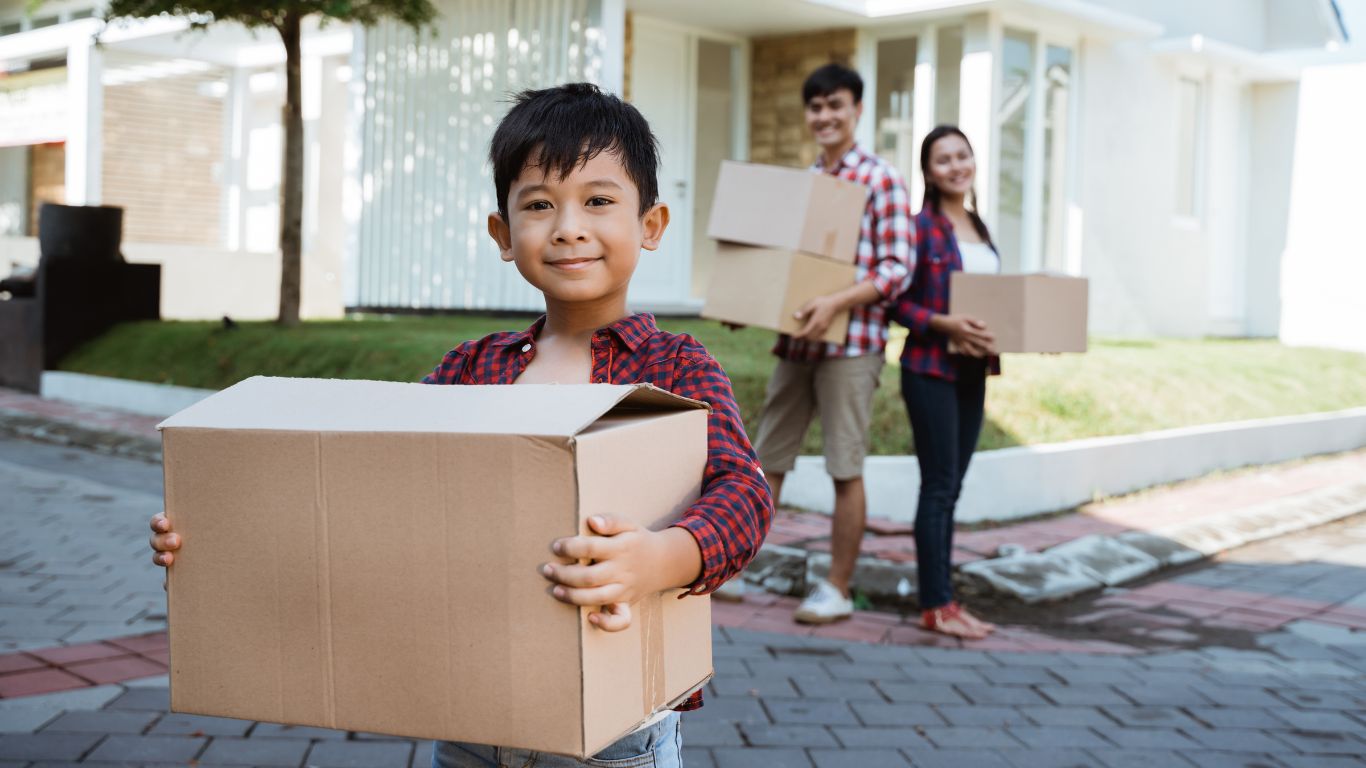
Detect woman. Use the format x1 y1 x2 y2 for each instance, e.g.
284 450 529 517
892 125 1000 639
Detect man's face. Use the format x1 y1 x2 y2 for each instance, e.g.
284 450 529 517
488 150 667 306
805 88 862 151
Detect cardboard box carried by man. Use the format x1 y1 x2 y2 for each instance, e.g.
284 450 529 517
701 161 868 344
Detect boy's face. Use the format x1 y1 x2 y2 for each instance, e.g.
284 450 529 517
805 88 861 152
489 150 668 307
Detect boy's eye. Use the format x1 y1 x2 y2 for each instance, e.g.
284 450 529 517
586 196 613 207
525 200 552 211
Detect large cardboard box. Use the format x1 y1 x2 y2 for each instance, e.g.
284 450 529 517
702 243 858 345
707 160 870 262
948 273 1089 353
158 377 713 758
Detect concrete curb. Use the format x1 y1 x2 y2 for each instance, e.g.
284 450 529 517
40 371 214 418
738 479 1366 606
0 408 161 463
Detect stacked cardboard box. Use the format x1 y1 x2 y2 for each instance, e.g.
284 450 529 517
160 377 713 758
702 161 869 345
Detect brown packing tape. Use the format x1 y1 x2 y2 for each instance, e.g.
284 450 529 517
639 593 666 714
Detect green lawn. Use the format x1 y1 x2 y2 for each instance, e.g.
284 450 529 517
58 315 1366 455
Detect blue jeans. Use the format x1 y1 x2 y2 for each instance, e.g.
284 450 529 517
901 360 986 610
432 712 682 768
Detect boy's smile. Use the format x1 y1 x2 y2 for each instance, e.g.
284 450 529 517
489 150 668 311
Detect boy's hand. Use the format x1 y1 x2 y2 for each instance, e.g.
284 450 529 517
149 513 180 591
541 515 700 633
792 295 841 341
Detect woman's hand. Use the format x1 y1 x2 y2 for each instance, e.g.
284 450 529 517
930 313 995 357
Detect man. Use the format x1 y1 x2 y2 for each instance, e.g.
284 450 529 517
753 63 913 624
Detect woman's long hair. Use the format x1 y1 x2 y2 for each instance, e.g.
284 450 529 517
920 125 994 251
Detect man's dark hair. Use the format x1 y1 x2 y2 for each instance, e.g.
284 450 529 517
490 83 659 219
802 63 864 105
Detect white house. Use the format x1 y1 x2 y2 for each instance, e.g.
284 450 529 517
1 0 1362 351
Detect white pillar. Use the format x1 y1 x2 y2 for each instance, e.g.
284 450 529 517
958 15 996 226
600 0 626 96
910 26 937 205
64 37 103 205
1021 33 1046 272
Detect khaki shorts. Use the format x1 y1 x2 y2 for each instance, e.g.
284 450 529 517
753 354 885 481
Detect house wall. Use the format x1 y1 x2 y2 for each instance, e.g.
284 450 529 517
1244 82 1299 338
100 51 227 247
1076 37 1234 338
749 28 856 168
1279 62 1366 352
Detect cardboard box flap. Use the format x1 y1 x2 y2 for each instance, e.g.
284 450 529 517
157 377 705 437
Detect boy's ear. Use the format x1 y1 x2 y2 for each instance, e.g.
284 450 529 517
488 212 514 262
640 202 670 252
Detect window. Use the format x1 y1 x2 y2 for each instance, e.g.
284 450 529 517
29 15 59 29
1174 77 1203 220
876 36 918 186
70 9 97 20
0 21 22 36
995 29 1033 273
935 25 963 125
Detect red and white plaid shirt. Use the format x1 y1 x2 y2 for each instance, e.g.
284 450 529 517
774 145 914 361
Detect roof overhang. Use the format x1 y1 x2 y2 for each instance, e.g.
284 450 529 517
1152 35 1305 83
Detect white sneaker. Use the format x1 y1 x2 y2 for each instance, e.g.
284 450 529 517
793 579 853 624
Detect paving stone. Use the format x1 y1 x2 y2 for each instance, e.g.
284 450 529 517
102 686 169 711
0 731 102 760
683 722 744 747
148 712 253 737
918 726 1021 749
892 665 987 684
1023 706 1116 728
1269 729 1366 755
876 681 967 705
822 662 905 681
739 723 838 748
305 740 413 768
1101 706 1201 728
1184 707 1289 729
1049 667 1139 686
1185 727 1299 753
955 683 1050 706
1275 756 1366 768
0 707 61 734
1268 709 1364 732
1005 725 1110 749
995 748 1098 768
1272 689 1362 711
680 746 717 767
1094 726 1201 749
1181 751 1291 768
978 667 1060 685
1196 686 1287 709
86 734 207 762
790 677 884 700
711 746 812 767
933 705 1029 727
809 747 911 767
687 696 770 725
39 709 158 733
1089 749 1199 768
764 698 859 726
911 648 999 668
197 736 312 766
899 748 1013 768
249 721 348 739
1036 685 1131 707
848 702 944 727
709 676 799 698
411 739 433 768
1118 685 1215 707
828 726 929 749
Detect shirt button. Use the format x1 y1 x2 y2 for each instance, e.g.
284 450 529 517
521 343 531 353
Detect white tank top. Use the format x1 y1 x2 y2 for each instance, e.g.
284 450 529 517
958 239 1000 274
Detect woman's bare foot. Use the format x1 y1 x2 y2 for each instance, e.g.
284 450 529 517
921 603 990 640
957 605 997 633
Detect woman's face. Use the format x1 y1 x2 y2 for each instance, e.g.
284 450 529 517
926 134 976 197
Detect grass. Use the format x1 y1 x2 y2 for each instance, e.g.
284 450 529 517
58 314 1366 455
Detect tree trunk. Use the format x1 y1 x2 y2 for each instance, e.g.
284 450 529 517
276 11 304 327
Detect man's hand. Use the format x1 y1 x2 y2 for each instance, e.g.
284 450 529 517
541 516 701 632
149 513 180 591
931 314 996 357
792 294 843 341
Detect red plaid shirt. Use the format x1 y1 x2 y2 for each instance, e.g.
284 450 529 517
893 207 1001 381
774 145 913 361
422 313 774 711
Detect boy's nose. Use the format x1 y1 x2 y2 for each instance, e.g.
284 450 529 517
552 212 589 243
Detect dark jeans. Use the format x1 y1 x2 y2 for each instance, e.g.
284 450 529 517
900 359 986 610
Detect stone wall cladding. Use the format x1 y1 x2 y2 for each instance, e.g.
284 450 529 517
749 29 857 168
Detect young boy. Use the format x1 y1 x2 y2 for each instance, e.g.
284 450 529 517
149 83 774 767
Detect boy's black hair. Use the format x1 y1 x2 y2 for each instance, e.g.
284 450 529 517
802 63 864 105
490 82 659 219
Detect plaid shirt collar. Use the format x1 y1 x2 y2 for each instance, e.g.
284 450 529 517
490 312 659 353
813 144 869 176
